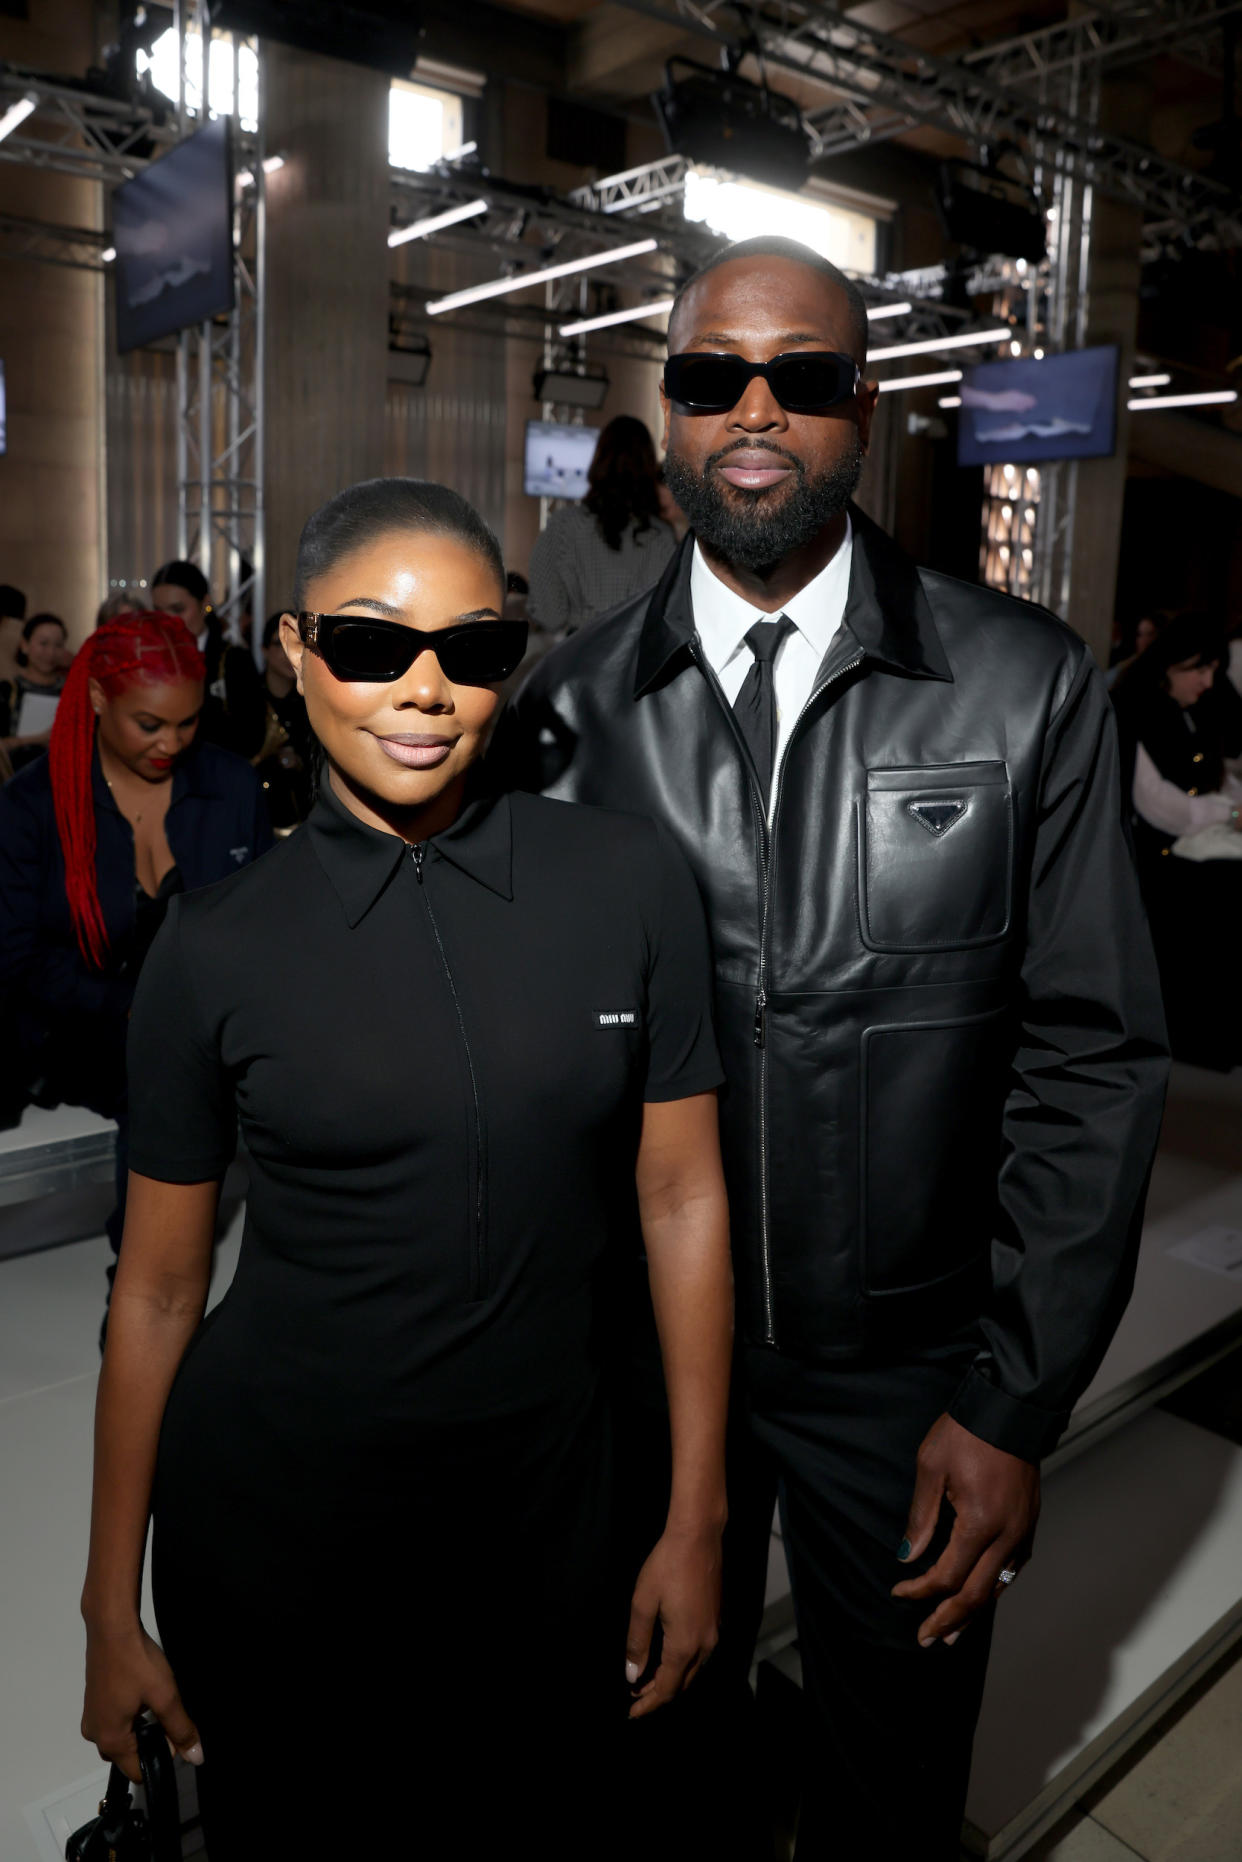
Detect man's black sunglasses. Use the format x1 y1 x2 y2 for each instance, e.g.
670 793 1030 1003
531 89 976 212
297 613 528 685
664 351 861 415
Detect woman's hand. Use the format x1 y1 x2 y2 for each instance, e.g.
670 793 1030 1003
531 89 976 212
82 1619 203 1782
625 1522 723 1719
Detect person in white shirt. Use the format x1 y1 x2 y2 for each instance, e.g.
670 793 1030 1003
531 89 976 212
1113 610 1242 1068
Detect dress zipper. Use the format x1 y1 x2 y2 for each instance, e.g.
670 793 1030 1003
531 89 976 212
410 842 488 1300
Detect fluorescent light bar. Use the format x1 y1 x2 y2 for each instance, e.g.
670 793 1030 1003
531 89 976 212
876 369 963 394
1127 373 1171 389
869 327 1012 362
238 154 286 188
100 245 117 263
1127 390 1237 411
938 395 961 408
389 197 490 248
866 301 912 321
425 238 659 316
559 298 674 337
0 91 38 144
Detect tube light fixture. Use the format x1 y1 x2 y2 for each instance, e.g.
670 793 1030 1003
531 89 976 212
0 91 38 144
938 395 962 408
866 301 912 321
1127 373 1171 389
1127 390 1237 411
238 153 286 188
869 327 1012 362
559 298 675 336
389 197 490 248
425 238 660 316
876 369 963 394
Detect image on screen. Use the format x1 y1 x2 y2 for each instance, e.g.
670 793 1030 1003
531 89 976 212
112 117 235 355
957 345 1119 467
524 420 599 500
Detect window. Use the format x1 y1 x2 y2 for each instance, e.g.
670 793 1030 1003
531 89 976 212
389 78 464 173
682 169 878 276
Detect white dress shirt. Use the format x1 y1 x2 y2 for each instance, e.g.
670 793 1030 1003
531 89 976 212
691 516 854 814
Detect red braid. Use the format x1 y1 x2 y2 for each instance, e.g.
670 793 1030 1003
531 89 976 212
49 613 207 969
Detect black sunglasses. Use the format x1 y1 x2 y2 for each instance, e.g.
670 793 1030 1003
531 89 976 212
297 613 528 685
664 350 861 415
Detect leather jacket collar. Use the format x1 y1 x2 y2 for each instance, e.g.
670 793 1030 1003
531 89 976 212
634 503 953 699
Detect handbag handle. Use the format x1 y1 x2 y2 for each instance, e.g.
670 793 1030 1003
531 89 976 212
64 1717 183 1862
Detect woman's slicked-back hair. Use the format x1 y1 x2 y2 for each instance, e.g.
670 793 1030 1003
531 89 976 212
293 478 505 610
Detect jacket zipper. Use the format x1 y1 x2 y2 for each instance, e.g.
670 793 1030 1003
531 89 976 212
411 843 488 1300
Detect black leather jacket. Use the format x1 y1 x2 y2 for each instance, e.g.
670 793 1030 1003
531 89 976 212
493 510 1168 1461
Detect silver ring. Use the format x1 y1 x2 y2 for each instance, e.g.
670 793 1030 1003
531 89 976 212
997 1567 1018 1587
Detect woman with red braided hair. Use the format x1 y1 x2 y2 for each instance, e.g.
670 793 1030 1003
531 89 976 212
0 612 272 1321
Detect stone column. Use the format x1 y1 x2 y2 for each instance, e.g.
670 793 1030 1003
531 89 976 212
262 42 390 608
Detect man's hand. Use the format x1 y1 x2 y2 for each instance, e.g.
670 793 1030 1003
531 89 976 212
891 1412 1040 1648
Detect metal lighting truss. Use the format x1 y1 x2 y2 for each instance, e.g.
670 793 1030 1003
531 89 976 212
0 209 112 270
0 62 177 182
173 2 265 646
608 0 1242 245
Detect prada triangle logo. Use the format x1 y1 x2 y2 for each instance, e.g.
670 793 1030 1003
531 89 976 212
907 798 966 836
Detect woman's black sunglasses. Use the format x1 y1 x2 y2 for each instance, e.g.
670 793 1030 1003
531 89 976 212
664 351 861 415
297 613 528 685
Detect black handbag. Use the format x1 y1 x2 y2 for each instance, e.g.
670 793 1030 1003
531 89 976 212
66 1716 183 1862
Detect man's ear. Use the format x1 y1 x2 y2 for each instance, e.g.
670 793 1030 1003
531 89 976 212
278 613 306 693
856 379 880 458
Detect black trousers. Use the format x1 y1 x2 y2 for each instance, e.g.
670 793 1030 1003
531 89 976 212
616 1323 994 1861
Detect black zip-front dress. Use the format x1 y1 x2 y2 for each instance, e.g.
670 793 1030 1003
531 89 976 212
126 786 722 1858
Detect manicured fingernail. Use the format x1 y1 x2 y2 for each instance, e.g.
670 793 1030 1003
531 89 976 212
918 1636 938 1649
944 1631 961 1647
625 1661 640 1685
898 1538 912 1561
182 1742 204 1765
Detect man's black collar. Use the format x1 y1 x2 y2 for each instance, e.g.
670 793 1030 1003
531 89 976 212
307 776 514 926
633 504 953 699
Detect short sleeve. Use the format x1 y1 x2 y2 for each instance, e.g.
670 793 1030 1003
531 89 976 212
126 898 237 1181
640 821 725 1103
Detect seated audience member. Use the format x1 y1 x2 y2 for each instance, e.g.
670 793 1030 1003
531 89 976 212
528 415 677 634
1107 607 1170 689
150 559 261 751
0 613 273 1327
0 584 28 688
231 613 316 830
96 590 147 628
0 613 68 769
1113 611 1242 1069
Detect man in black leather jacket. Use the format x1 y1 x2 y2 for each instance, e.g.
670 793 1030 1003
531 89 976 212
493 237 1168 1859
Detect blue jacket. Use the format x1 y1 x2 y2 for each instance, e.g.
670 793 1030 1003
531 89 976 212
0 740 272 1105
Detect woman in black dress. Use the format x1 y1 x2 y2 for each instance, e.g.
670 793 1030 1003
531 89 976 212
80 479 733 1858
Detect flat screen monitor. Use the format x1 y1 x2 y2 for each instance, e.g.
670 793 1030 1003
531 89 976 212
112 117 234 355
956 345 1119 467
524 419 599 500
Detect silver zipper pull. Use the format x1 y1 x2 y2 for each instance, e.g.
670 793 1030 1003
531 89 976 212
754 988 766 1048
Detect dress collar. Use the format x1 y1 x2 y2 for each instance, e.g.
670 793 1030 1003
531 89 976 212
307 778 514 927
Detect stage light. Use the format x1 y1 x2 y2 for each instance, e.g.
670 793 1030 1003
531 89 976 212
0 92 38 144
100 246 117 263
1128 373 1171 389
866 302 912 321
876 369 963 394
533 366 610 409
389 198 490 247
868 328 1012 362
425 238 659 316
938 395 962 408
238 154 287 188
1127 390 1237 410
559 298 674 336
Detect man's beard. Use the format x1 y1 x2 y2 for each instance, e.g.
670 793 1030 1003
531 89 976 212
663 433 863 573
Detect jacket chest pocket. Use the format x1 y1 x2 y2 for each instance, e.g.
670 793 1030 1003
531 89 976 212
859 762 1013 953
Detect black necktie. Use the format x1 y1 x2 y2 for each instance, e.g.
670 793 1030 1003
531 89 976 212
733 615 794 808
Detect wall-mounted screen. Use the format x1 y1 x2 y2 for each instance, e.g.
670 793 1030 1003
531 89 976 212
524 419 599 500
112 116 234 355
957 345 1119 466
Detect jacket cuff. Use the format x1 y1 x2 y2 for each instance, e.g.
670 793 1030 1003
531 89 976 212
948 1366 1069 1464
